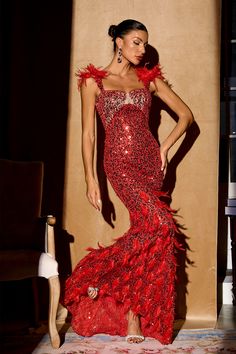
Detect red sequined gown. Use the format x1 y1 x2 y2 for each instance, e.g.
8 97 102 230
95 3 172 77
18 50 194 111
64 64 180 344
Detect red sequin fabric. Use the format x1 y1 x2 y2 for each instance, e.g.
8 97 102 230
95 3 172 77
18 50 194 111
64 64 181 344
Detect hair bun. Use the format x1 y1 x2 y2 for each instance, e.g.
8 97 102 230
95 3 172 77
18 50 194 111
108 25 117 38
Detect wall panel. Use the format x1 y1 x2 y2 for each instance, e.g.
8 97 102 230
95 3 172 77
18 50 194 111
64 0 221 325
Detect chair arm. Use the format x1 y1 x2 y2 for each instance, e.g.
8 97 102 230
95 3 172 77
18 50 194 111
44 215 56 258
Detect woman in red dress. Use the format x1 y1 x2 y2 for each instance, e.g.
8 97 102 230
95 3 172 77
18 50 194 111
64 19 193 345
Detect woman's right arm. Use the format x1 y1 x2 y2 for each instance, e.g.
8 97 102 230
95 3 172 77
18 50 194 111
81 78 101 211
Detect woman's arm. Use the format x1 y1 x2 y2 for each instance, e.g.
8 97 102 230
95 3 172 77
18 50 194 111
80 78 101 211
151 78 194 173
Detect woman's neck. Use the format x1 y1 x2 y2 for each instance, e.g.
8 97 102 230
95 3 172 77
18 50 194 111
105 57 134 77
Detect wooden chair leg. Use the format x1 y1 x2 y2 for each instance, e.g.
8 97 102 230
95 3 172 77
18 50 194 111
48 276 60 348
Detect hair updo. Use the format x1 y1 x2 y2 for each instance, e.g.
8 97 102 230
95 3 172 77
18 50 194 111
108 19 148 51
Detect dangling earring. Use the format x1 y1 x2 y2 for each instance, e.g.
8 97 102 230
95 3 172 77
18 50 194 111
117 47 122 63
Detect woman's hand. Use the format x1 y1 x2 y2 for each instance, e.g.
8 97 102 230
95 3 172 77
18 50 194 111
160 147 168 177
86 177 102 211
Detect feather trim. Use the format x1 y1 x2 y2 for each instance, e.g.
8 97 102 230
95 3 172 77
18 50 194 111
76 63 108 89
136 64 164 86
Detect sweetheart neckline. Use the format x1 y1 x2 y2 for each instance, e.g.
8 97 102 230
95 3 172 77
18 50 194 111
102 87 146 94
96 87 150 102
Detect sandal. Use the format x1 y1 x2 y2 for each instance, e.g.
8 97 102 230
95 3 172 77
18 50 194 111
126 310 144 344
87 286 99 299
126 334 145 344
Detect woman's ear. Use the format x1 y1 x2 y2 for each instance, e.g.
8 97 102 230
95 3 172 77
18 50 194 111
115 37 123 49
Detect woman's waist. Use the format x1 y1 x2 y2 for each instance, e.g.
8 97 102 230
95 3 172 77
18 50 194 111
104 136 160 159
104 126 156 143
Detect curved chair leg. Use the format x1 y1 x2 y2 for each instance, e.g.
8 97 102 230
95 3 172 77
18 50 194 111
48 275 60 348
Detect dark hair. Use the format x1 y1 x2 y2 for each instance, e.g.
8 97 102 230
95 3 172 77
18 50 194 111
108 19 148 51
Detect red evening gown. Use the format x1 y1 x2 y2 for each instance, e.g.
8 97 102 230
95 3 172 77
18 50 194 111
64 64 181 345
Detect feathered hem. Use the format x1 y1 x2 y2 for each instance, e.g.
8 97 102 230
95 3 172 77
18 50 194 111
63 191 182 345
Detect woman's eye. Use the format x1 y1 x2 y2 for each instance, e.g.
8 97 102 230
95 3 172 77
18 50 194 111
134 41 140 45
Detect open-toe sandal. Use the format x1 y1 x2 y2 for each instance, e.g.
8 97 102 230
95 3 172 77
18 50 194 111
126 334 145 344
87 286 99 299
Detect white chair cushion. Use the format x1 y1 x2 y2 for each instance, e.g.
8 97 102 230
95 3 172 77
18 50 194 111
38 252 59 279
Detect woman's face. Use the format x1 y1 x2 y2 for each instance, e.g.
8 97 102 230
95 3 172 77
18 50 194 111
117 30 148 65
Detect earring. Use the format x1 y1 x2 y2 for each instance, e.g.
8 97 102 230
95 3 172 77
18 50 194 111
117 47 122 63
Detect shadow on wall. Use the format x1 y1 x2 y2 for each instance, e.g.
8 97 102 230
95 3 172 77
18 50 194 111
0 0 73 323
96 44 200 323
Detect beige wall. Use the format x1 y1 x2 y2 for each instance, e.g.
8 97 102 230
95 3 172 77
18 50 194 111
64 0 221 325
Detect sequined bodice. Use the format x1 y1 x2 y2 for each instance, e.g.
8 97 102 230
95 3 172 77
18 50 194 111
95 87 151 129
94 83 163 212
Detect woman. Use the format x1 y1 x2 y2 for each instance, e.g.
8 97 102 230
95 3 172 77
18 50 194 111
64 19 193 345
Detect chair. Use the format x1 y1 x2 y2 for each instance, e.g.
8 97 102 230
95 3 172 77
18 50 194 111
0 159 60 348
